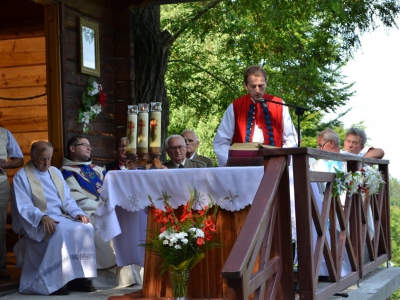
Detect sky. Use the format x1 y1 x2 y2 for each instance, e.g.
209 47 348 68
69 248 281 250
324 18 400 180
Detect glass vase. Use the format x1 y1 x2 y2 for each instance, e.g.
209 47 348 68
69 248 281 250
169 268 189 299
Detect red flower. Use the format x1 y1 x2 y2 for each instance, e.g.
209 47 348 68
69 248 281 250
197 206 207 217
180 209 193 222
152 208 165 223
196 238 205 246
205 216 216 232
98 85 107 106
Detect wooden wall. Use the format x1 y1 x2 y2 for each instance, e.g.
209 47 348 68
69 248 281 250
62 0 133 166
0 0 47 181
0 0 137 169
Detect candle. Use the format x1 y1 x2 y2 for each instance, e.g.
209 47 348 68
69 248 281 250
137 103 149 154
126 105 138 155
149 102 162 153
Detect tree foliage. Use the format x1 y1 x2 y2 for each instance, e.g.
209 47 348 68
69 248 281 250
159 0 400 159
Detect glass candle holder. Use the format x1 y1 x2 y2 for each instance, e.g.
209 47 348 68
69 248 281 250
126 105 138 156
149 102 162 156
137 103 149 154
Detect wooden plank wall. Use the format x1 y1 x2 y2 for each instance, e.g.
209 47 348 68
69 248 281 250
0 0 47 182
62 0 119 166
0 0 136 171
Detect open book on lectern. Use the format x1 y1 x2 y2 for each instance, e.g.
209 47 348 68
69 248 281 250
228 142 276 158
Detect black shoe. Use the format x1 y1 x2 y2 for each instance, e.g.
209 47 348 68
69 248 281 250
0 272 11 280
67 278 96 292
50 287 70 295
318 276 330 282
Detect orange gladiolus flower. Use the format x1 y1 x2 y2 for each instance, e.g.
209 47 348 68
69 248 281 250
180 209 193 222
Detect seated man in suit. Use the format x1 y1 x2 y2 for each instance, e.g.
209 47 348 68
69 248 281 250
11 141 96 295
163 135 207 168
104 137 127 171
181 130 214 167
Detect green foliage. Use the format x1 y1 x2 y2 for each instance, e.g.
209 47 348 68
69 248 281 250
168 105 221 164
81 76 98 112
390 180 400 298
390 176 400 207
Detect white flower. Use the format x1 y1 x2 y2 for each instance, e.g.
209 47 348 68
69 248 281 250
174 245 182 249
181 238 188 244
175 232 188 239
194 228 204 238
81 111 90 124
88 81 99 96
91 103 102 114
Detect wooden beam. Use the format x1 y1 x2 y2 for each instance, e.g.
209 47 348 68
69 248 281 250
44 1 63 168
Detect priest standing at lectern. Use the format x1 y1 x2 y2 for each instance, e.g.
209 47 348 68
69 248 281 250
212 65 297 166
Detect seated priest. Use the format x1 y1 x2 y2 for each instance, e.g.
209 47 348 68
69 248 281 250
163 135 207 169
10 141 96 295
181 130 214 167
60 135 139 288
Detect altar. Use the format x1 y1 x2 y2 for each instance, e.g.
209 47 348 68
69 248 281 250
95 166 264 297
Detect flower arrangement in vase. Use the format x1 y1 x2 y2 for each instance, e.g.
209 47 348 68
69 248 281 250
78 76 107 133
143 188 219 298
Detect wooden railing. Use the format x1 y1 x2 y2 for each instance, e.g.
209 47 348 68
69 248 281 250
222 147 391 300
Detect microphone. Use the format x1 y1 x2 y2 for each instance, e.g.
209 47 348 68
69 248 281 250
258 98 268 108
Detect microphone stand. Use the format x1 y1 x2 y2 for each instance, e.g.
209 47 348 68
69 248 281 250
260 98 308 147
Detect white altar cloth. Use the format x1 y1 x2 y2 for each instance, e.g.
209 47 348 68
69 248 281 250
94 167 264 266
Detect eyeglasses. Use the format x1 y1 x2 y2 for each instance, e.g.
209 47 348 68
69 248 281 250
317 139 331 150
74 143 92 149
168 145 185 152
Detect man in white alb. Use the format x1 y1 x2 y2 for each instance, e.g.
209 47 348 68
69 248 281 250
11 141 96 295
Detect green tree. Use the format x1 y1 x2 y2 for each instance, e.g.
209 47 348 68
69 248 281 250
132 1 400 160
160 1 399 159
390 176 400 207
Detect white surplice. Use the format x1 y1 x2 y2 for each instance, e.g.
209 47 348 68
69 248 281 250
11 166 97 295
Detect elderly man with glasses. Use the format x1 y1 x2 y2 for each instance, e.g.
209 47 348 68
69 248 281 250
60 135 138 289
163 135 207 169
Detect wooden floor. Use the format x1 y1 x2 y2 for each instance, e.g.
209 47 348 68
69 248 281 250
0 252 21 295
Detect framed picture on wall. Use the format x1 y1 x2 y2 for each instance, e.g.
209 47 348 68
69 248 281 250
79 17 100 77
